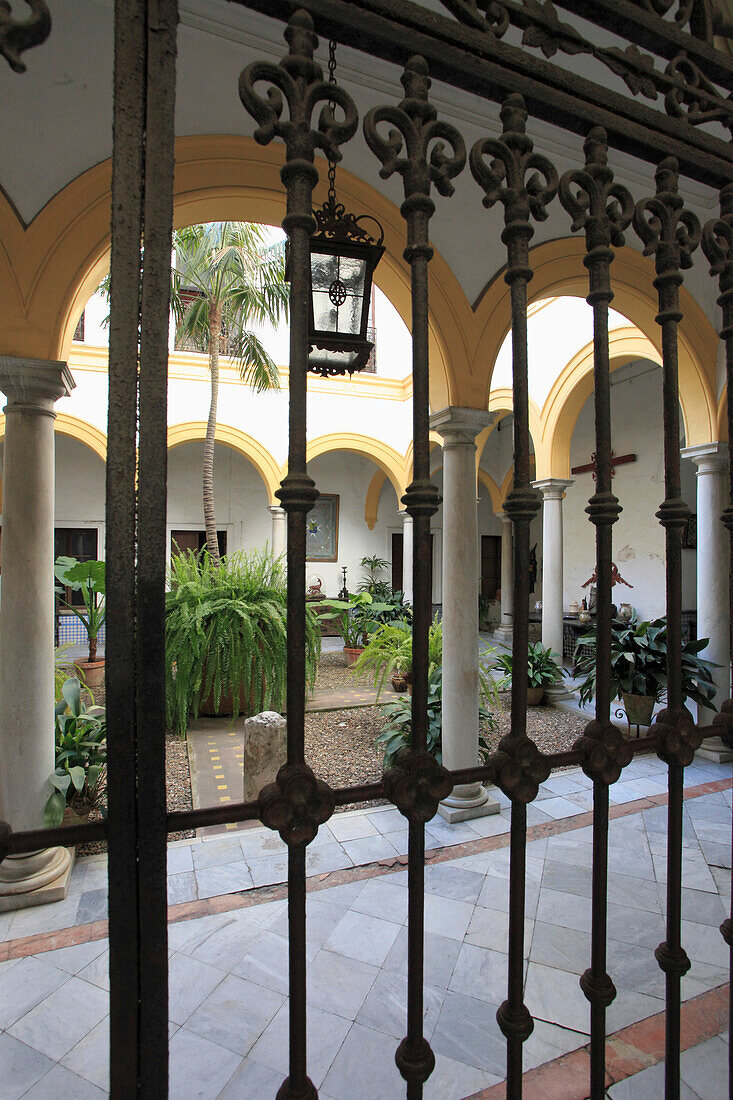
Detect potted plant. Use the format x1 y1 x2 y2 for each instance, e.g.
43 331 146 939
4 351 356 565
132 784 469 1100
491 641 564 705
165 548 320 735
45 675 107 827
317 591 392 666
352 615 442 694
574 614 718 728
376 665 499 768
357 554 392 599
54 556 106 689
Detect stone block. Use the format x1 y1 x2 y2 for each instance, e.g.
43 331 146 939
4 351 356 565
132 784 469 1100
243 711 287 802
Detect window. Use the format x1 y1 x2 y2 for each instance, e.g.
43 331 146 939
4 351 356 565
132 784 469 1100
55 528 98 607
170 530 227 559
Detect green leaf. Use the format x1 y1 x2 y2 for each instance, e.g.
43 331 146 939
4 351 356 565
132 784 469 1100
44 790 67 828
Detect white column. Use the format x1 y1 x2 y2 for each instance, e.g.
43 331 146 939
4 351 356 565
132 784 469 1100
269 505 286 561
430 407 499 822
681 443 731 753
401 511 414 604
0 357 76 910
533 479 573 659
495 513 514 641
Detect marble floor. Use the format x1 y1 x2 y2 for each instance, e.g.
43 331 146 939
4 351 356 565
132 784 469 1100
0 755 730 1098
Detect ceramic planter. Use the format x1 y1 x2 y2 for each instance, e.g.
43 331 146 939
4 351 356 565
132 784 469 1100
622 692 656 727
527 686 544 705
343 646 364 668
74 658 105 690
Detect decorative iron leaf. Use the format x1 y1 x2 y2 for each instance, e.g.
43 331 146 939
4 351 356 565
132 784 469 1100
0 0 50 73
603 45 660 100
521 0 588 58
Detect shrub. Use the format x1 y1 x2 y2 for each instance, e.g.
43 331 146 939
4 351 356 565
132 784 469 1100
165 548 320 736
352 615 442 694
45 676 107 826
490 641 564 692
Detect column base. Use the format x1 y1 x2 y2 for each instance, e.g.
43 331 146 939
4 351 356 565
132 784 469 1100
544 681 574 704
438 784 501 823
0 847 75 912
493 623 513 643
696 736 733 764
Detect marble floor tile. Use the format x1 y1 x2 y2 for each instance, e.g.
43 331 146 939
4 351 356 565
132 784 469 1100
605 904 665 950
74 889 109 926
366 808 406 835
321 1022 406 1100
382 927 461 990
0 955 69 1030
325 909 401 967
607 939 666 999
0 1032 53 1100
681 917 731 967
191 837 246 871
247 853 288 887
533 796 586 819
327 813 379 842
608 1060 698 1098
423 1052 502 1099
167 871 198 905
168 951 226 1025
356 967 444 1041
530 920 590 974
20 1062 106 1100
535 888 592 934
350 877 409 925
523 1017 588 1071
306 950 378 1020
237 829 288 861
461 813 511 838
9 976 108 1062
424 864 484 904
77 948 110 992
168 1027 241 1100
679 885 728 927
194 860 253 900
34 937 106 976
423 893 474 941
183 911 265 971
167 844 194 875
60 1016 109 1091
305 844 354 876
185 973 283 1055
430 990 506 1076
606 986 665 1032
466 907 533 954
678 1033 729 1098
449 942 509 1005
216 1057 285 1099
249 1001 351 1089
340 834 400 866
525 961 593 1033
233 931 289 994
6 894 82 940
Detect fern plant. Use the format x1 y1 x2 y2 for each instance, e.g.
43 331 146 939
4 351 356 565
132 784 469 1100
351 615 443 696
165 548 320 736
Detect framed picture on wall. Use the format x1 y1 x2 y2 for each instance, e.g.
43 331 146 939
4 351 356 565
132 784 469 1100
306 494 339 562
683 514 697 550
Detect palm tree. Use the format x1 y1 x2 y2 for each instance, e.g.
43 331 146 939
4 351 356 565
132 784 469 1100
170 222 289 565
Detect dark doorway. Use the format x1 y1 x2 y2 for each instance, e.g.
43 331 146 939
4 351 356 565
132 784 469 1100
481 535 501 600
170 530 228 558
391 531 434 600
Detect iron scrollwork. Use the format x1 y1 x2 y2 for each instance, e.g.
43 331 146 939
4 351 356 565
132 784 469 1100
0 0 51 72
259 763 335 847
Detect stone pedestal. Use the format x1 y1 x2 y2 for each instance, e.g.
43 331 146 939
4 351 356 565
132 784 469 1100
533 479 573 659
431 407 499 823
401 511 414 604
681 443 731 760
269 505 287 561
244 711 288 802
494 512 514 642
0 357 75 910
696 736 733 763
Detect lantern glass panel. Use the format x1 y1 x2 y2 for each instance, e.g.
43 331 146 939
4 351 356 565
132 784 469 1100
338 255 367 297
311 251 338 291
312 291 338 332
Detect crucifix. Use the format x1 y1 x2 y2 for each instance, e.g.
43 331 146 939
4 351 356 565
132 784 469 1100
571 450 636 478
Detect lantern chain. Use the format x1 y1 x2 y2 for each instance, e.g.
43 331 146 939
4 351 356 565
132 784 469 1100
327 39 338 208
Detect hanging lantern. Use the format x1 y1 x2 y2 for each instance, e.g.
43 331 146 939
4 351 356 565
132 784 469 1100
307 195 384 377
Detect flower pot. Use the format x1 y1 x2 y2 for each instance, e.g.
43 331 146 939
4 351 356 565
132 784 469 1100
63 803 91 828
74 658 105 690
343 646 364 668
622 692 656 727
527 686 544 705
390 671 410 692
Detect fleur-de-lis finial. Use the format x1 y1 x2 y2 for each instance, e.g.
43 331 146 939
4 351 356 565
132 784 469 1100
239 9 358 172
470 93 558 237
633 156 701 275
559 127 634 250
363 55 466 218
0 0 51 73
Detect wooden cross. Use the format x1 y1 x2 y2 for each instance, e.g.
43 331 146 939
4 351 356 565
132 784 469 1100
571 451 636 479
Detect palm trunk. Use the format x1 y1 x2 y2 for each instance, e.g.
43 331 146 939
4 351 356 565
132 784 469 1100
204 308 222 565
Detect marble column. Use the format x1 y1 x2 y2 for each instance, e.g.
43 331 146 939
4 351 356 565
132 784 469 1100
269 505 286 562
0 357 76 909
494 512 514 641
401 511 414 604
430 407 499 822
681 443 732 759
533 479 573 660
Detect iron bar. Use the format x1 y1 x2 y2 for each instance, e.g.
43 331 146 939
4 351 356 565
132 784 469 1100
470 93 556 1098
136 2 178 1093
559 128 633 1098
364 56 464 1097
229 0 733 187
634 158 702 1100
107 2 147 1093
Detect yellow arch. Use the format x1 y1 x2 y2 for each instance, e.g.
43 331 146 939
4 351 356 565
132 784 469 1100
0 412 107 462
307 433 406 500
404 432 443 483
0 134 466 411
477 469 502 513
167 422 282 504
364 468 401 531
718 385 729 442
540 328 663 479
472 238 718 445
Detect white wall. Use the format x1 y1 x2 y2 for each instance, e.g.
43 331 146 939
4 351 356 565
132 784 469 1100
564 362 670 620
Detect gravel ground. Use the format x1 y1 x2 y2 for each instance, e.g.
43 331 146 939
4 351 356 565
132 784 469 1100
312 650 373 693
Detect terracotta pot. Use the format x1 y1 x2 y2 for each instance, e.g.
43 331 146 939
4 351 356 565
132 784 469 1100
63 803 91 828
198 674 277 717
74 658 105 690
622 692 656 728
526 686 544 706
390 672 409 692
343 646 364 668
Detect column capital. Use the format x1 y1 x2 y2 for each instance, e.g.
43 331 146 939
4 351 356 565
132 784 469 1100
268 505 286 516
681 441 729 474
399 509 414 526
532 478 574 500
430 406 495 446
0 357 74 408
